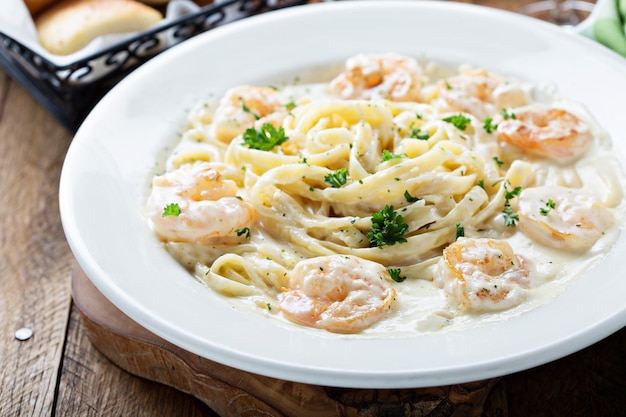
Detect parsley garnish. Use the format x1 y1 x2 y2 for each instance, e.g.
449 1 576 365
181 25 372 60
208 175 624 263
388 268 406 283
242 123 289 151
442 114 471 131
367 205 409 247
483 117 498 133
503 207 519 227
455 223 465 240
501 108 516 120
241 101 260 120
493 156 505 167
324 168 348 188
539 199 556 216
162 203 181 217
409 126 430 140
404 190 421 203
381 149 405 162
236 227 251 238
502 183 522 227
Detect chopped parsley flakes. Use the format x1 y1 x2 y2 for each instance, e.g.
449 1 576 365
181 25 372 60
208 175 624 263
483 117 498 133
404 190 421 203
539 199 556 216
455 223 465 240
162 203 181 217
387 268 407 283
409 127 430 140
501 108 516 120
367 205 409 247
236 227 251 238
381 149 405 162
502 183 522 227
242 123 289 151
241 101 260 120
442 114 471 131
324 168 348 188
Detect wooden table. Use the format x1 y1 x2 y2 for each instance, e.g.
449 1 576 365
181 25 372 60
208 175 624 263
2 1 625 416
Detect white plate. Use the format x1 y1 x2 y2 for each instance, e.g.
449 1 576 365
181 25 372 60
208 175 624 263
59 1 626 388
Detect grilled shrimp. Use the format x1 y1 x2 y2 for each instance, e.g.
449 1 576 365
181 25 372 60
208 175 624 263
279 255 396 333
211 86 289 143
434 238 530 313
518 186 613 251
330 53 423 102
496 104 593 160
147 161 254 242
434 68 529 120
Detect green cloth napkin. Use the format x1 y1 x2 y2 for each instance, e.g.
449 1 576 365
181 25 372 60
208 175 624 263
589 0 626 57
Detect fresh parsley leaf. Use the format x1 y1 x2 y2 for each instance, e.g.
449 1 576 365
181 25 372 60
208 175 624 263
409 127 430 140
236 227 251 238
388 268 406 283
502 183 522 227
493 156 505 167
241 101 260 120
501 108 516 120
483 117 498 133
324 168 348 188
504 184 522 201
404 190 421 203
503 206 519 227
242 123 289 151
442 114 471 131
162 203 181 217
381 149 405 162
539 199 556 216
455 223 465 240
367 205 409 247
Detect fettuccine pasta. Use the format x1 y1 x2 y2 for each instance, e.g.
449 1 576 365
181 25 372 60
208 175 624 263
145 53 624 335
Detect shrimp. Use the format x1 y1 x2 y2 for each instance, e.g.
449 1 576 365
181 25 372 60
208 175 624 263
211 86 289 143
279 255 396 333
518 186 613 251
433 68 529 120
330 53 423 102
147 161 255 243
434 238 530 313
496 104 593 160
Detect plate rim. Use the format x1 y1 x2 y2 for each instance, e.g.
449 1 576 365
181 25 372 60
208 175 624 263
60 0 626 388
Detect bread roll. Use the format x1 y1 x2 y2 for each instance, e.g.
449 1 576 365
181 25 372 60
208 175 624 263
35 0 163 55
136 0 170 5
24 0 58 15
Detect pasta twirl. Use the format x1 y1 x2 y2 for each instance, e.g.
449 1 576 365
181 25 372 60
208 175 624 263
146 53 624 335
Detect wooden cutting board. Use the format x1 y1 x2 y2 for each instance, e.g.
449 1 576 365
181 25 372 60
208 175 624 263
71 264 502 417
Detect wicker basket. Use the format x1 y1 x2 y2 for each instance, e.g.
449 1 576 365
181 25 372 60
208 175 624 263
0 0 311 131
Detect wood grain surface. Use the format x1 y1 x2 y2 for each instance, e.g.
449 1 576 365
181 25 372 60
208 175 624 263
4 1 625 416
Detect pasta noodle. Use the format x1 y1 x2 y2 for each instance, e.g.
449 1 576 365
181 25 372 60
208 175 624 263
146 53 624 335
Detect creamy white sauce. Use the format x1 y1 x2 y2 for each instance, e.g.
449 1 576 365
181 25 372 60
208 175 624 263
150 57 626 337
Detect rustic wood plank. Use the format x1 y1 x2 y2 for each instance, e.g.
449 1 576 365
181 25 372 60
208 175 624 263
54 305 216 417
0 1 605 416
71 265 499 417
0 71 214 416
0 74 73 416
